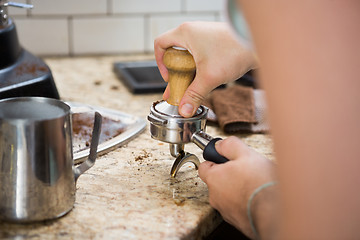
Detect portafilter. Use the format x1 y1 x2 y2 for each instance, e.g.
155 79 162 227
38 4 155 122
148 47 228 178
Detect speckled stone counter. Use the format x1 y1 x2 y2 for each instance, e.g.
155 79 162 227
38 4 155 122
0 55 274 239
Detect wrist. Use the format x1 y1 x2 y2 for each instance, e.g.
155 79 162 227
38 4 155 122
248 181 279 239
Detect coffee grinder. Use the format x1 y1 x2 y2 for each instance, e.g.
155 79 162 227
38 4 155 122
148 47 228 178
0 1 59 99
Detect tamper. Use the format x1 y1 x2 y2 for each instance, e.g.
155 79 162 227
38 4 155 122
148 47 228 178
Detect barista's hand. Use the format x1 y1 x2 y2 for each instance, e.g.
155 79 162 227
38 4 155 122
154 21 257 117
198 136 277 239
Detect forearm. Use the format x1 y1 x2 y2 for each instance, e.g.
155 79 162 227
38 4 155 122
250 182 280 240
239 0 360 238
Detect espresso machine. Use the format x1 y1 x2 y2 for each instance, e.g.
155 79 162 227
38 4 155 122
148 47 228 178
0 1 59 99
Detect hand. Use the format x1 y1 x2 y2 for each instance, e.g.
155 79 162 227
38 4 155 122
154 21 257 117
198 136 277 239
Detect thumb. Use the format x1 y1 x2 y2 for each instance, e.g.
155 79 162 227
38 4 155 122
215 136 249 161
179 75 214 117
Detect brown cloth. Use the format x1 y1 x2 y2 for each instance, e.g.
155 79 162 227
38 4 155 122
202 85 269 133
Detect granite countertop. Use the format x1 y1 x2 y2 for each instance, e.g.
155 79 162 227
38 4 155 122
0 55 274 240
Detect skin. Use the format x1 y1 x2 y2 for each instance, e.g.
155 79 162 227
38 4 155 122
155 22 278 238
198 137 278 239
154 0 360 239
154 21 257 117
240 0 360 239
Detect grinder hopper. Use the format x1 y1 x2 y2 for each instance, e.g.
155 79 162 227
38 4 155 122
148 47 228 178
0 1 59 100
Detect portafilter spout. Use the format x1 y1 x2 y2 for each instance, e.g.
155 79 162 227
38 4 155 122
148 47 228 178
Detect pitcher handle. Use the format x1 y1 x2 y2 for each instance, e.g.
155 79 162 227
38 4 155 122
73 111 102 181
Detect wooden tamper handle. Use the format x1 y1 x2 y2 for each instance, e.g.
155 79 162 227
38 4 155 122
163 47 196 106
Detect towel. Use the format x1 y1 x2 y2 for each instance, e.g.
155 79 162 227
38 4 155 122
202 85 269 133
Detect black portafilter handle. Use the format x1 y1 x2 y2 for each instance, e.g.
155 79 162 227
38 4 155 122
204 138 229 164
191 131 229 164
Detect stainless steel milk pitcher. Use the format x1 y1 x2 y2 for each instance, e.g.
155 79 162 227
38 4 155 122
0 97 102 222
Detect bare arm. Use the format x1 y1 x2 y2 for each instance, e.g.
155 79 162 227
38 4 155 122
154 1 360 238
239 0 360 238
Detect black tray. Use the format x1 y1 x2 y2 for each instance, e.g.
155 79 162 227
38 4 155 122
113 60 258 94
113 60 167 94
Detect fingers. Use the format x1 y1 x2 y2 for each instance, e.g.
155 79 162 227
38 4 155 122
154 22 217 117
198 161 215 183
162 85 170 101
154 27 188 83
154 39 168 82
215 136 249 161
199 137 249 183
